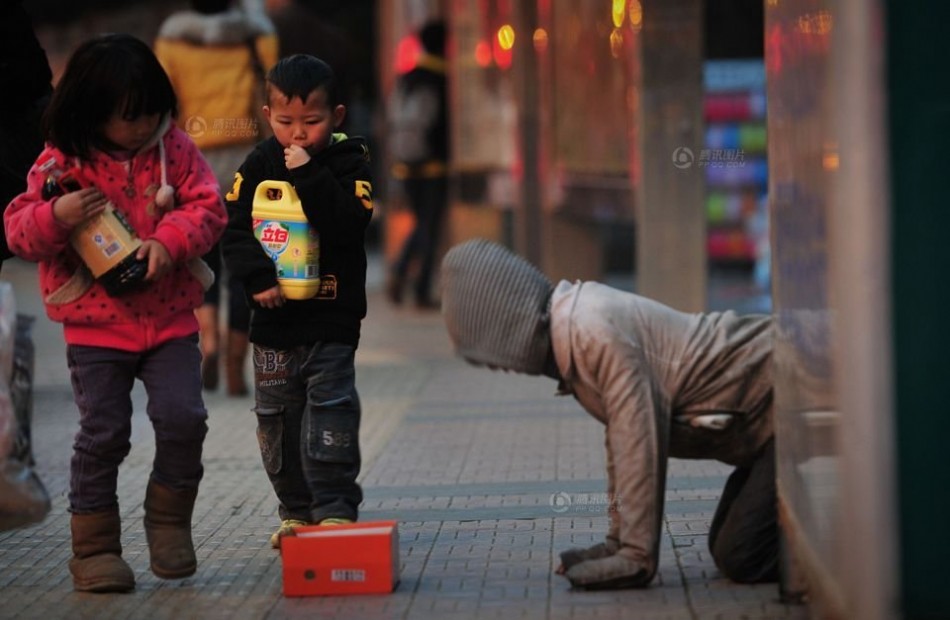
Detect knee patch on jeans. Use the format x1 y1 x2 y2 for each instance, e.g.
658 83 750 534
254 404 284 475
307 405 359 464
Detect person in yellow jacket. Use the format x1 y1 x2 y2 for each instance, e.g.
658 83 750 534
155 0 278 397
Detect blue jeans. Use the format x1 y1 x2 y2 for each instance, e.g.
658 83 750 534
252 341 362 523
66 336 208 513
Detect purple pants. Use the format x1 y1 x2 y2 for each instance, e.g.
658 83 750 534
66 335 208 513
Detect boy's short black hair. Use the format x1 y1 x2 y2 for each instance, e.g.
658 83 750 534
265 54 341 108
43 33 177 158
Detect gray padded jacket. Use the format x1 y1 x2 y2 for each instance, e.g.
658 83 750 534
549 280 773 576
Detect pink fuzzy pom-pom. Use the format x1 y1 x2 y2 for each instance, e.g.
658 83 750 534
156 184 175 209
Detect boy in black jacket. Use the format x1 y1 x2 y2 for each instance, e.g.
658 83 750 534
221 54 373 547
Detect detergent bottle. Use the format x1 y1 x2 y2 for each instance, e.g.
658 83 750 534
251 180 320 300
40 163 148 297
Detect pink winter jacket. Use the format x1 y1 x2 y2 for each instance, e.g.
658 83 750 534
4 123 226 352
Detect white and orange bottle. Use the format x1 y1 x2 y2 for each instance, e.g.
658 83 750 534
252 180 320 300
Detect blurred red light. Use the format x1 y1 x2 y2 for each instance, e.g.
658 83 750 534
395 34 421 74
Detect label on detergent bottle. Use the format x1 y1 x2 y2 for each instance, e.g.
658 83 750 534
252 181 320 300
72 204 141 278
257 220 319 279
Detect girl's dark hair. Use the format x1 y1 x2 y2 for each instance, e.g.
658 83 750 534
43 33 178 158
266 54 340 108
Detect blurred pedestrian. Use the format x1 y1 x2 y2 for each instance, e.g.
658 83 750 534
386 19 449 310
221 55 373 548
4 33 226 592
440 239 778 590
264 0 356 112
0 0 53 274
155 0 278 396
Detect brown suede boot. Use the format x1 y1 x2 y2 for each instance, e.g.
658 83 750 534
69 511 135 593
143 481 198 579
225 329 249 397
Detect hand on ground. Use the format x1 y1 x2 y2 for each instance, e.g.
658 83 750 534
563 554 652 590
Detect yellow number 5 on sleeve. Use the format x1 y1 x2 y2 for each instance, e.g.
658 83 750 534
355 180 373 210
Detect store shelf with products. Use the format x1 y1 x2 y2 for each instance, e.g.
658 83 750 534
703 60 768 276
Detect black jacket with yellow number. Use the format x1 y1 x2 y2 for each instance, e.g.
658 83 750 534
222 134 373 349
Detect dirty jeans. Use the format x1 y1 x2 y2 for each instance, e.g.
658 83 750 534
66 336 208 514
253 341 362 523
708 437 779 583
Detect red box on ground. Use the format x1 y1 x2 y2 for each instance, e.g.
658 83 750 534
281 520 400 596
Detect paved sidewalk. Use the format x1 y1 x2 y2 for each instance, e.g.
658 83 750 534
0 255 807 619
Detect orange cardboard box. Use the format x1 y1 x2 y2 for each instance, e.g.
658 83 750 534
281 520 400 596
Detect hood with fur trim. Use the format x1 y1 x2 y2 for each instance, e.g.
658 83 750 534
157 8 274 46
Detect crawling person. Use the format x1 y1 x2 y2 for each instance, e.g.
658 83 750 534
439 239 778 590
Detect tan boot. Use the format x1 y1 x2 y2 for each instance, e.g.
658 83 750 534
69 511 135 593
143 481 198 579
225 329 249 397
196 304 219 390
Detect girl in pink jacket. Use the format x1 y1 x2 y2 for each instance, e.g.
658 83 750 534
3 34 226 593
